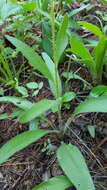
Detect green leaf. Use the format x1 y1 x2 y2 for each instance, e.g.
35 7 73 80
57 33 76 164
61 92 76 103
94 36 107 78
1 2 21 20
70 38 94 68
19 99 57 123
70 38 93 60
42 22 52 58
0 87 4 95
0 113 9 120
32 89 39 96
0 96 32 110
56 14 69 64
42 0 49 11
26 82 38 89
87 125 96 138
32 176 72 190
42 53 62 97
0 129 54 164
90 85 107 97
29 120 39 130
78 21 103 38
21 2 36 11
5 35 54 81
74 96 107 116
38 82 43 90
69 4 90 17
100 0 107 4
62 72 91 87
57 143 95 190
16 86 28 97
65 0 75 3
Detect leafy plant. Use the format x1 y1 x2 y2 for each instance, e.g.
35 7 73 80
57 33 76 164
99 0 107 4
0 1 96 190
26 81 43 96
0 46 16 86
70 21 107 85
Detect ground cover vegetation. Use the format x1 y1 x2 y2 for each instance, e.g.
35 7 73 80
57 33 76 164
0 0 107 189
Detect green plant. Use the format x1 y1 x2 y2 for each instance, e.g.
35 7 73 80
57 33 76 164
0 44 27 93
26 81 43 96
70 21 107 85
99 0 107 3
0 46 16 86
0 1 96 190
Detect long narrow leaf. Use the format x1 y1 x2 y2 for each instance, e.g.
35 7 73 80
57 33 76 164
78 21 103 38
32 176 72 190
19 99 57 123
70 38 93 60
57 143 95 190
5 35 54 81
94 36 107 78
42 53 62 97
56 14 69 64
70 38 95 69
0 129 54 164
0 96 32 110
74 96 107 116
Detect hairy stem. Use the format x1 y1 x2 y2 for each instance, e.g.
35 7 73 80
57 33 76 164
51 0 62 129
51 0 59 98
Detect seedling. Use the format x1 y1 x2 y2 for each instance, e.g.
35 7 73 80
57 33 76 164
26 81 43 96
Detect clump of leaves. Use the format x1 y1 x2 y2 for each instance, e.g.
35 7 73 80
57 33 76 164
70 21 107 85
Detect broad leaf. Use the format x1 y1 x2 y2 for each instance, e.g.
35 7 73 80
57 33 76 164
57 143 95 190
56 14 69 64
74 96 107 116
19 99 57 123
32 176 72 190
0 129 54 164
0 96 32 110
78 21 103 38
6 35 54 81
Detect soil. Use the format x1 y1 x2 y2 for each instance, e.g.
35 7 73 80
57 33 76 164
0 1 107 190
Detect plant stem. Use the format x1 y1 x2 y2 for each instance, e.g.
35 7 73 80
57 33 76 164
51 0 59 98
51 0 62 129
63 114 75 135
